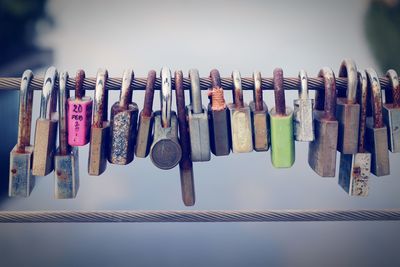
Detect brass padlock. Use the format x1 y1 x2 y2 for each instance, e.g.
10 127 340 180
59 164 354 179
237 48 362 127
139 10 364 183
9 70 35 197
228 70 253 153
135 70 156 158
308 67 339 177
383 69 400 153
54 71 79 199
270 68 295 168
88 69 109 176
249 71 269 151
336 59 360 154
338 70 371 196
32 66 58 176
108 69 138 165
365 68 390 177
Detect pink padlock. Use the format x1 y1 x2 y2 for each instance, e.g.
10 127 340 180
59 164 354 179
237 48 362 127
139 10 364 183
67 70 93 146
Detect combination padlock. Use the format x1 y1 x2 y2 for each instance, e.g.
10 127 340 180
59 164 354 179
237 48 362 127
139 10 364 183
270 68 295 168
67 70 93 146
228 70 253 153
336 59 360 154
54 71 79 199
207 69 230 156
383 69 400 153
150 67 182 170
9 70 35 197
187 69 211 161
365 68 390 177
108 69 138 165
293 70 314 142
32 66 58 176
135 70 156 158
249 71 269 151
308 67 339 177
88 69 109 176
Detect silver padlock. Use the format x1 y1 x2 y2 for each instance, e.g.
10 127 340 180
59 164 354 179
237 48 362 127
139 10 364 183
383 69 400 153
187 69 211 161
293 70 314 142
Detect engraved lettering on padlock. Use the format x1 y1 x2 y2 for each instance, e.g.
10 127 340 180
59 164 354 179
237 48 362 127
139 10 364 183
32 66 58 176
9 70 35 197
383 69 400 153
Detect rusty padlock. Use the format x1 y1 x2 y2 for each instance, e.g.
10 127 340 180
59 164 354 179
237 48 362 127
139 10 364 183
336 59 360 154
338 70 371 196
249 71 269 151
67 70 93 146
88 69 109 176
135 70 156 158
293 70 314 142
308 67 339 177
383 69 400 153
54 71 79 199
9 70 35 197
207 69 230 156
365 68 390 177
108 69 138 165
32 66 58 176
228 70 253 153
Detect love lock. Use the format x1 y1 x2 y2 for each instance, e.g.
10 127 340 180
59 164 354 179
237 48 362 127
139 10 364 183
383 69 400 153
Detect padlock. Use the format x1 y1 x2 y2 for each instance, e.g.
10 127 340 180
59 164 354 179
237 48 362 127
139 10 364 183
108 69 138 165
187 69 211 161
175 70 195 206
270 68 295 168
32 66 58 176
207 69 230 156
150 67 182 170
135 70 156 158
9 70 35 197
383 69 400 153
308 67 339 177
88 69 109 176
54 71 79 199
227 70 253 153
293 70 314 142
67 69 93 146
336 59 360 154
338 70 371 196
365 68 390 176
249 71 269 151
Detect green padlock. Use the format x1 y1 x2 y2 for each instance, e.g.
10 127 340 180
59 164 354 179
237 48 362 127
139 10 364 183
269 68 295 168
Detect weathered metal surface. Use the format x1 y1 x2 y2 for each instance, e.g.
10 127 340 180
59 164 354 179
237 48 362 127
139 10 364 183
383 69 400 153
55 147 79 199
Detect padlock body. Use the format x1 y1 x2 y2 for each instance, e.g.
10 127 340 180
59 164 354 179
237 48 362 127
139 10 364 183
250 101 269 151
208 104 230 156
338 152 370 196
187 105 211 161
88 122 109 176
150 112 182 170
227 103 253 153
9 145 35 197
108 102 138 165
270 107 295 168
54 147 79 199
67 97 93 146
366 118 390 176
135 111 153 158
293 98 314 142
308 111 338 177
336 98 360 154
383 104 400 153
32 118 58 176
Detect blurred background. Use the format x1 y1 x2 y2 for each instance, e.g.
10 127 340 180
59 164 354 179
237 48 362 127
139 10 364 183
0 0 400 266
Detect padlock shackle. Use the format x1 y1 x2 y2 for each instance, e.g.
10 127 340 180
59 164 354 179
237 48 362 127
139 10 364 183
386 69 400 108
93 69 109 128
209 69 226 111
317 67 337 121
16 70 34 152
298 70 309 100
357 70 368 153
366 68 384 129
75 70 86 99
189 69 202 114
273 68 286 116
253 71 263 111
210 69 222 88
119 69 134 109
142 70 156 117
161 67 172 128
40 66 58 120
59 71 70 155
232 70 244 109
338 59 358 104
